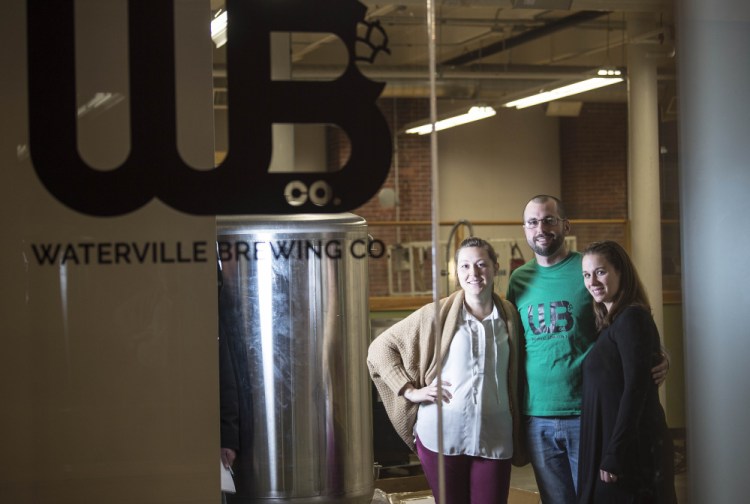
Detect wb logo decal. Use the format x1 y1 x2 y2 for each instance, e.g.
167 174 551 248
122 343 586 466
526 301 574 335
27 0 392 216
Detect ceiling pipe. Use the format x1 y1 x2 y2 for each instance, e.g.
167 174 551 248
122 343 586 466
361 0 667 10
291 4 399 63
213 64 599 81
442 10 612 67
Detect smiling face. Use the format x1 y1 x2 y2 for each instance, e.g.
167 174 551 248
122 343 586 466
582 253 622 311
456 246 498 298
523 198 570 265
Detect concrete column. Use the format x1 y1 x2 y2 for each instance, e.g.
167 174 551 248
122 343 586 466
679 2 750 503
626 15 664 342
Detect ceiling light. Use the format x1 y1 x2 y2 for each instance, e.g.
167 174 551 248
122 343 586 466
503 69 624 109
211 10 228 48
404 106 497 135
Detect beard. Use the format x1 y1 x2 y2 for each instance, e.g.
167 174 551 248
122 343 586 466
528 232 565 257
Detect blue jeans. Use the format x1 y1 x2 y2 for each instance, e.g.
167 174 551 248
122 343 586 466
526 416 580 504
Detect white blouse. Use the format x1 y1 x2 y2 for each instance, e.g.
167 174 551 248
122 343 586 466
414 303 513 459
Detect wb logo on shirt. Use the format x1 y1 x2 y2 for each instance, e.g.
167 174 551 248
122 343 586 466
526 301 574 335
27 0 392 216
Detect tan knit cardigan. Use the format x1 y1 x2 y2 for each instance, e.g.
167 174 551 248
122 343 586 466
367 290 529 467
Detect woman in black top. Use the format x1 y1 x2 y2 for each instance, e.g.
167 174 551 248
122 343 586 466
577 241 676 504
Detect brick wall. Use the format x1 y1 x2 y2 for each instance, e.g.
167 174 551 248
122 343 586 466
352 98 434 296
560 103 629 248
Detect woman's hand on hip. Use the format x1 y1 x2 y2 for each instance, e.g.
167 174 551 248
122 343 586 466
403 381 453 404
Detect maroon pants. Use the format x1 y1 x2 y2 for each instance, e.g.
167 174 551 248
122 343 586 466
416 436 512 504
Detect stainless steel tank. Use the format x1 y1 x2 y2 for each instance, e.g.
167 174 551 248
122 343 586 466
217 214 374 504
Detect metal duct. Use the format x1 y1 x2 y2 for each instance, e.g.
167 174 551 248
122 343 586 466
442 10 612 67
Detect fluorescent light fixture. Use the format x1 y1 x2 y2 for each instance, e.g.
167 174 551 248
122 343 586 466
504 69 624 109
404 106 497 135
211 10 228 48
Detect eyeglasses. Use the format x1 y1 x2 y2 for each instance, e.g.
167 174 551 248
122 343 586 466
523 216 565 229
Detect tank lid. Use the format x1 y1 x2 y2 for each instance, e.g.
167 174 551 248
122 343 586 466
216 213 367 235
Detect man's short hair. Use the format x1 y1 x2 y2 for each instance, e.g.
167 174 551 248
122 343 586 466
526 194 567 220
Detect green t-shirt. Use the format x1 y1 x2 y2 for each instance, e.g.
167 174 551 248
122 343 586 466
506 251 596 416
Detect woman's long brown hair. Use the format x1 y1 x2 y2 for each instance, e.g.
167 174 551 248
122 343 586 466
582 241 651 330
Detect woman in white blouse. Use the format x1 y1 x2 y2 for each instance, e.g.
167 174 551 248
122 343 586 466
368 237 527 504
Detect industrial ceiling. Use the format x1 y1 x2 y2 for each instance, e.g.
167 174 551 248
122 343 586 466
210 0 676 108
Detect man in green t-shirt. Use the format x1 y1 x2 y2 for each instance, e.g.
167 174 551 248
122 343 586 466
507 195 668 504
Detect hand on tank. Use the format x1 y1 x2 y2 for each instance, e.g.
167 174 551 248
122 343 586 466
221 448 236 469
599 469 618 483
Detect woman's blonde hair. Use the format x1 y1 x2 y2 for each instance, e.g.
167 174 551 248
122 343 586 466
455 236 499 266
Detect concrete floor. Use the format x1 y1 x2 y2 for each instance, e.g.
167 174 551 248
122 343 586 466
377 432 688 503
510 462 687 503
509 431 688 503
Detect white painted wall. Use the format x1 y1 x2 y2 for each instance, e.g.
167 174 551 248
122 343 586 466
438 104 561 242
